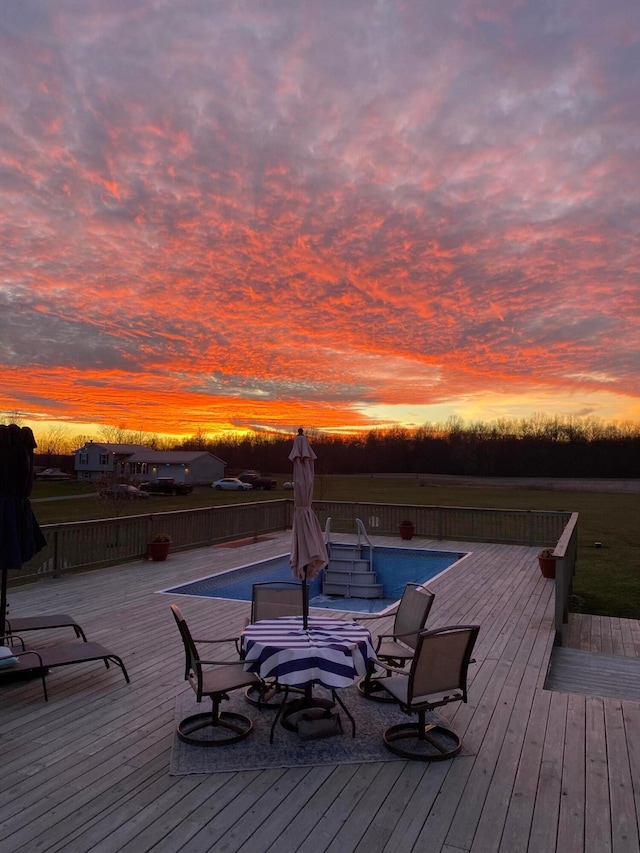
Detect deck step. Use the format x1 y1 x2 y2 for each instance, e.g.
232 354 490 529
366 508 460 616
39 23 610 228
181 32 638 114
545 647 640 702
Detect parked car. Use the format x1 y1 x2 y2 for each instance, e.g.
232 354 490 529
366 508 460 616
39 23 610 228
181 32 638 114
238 471 278 490
34 467 71 481
212 478 253 491
138 478 193 496
100 484 150 500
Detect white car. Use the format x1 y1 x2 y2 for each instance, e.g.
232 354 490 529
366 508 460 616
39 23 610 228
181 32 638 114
212 478 253 491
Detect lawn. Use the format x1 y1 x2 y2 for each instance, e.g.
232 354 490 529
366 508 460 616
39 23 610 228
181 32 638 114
30 475 640 619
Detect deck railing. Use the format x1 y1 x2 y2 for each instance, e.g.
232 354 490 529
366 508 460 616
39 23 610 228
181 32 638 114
551 511 579 645
312 501 570 546
11 498 576 643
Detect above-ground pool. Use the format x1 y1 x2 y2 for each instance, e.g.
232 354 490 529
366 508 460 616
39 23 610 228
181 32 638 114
161 545 468 614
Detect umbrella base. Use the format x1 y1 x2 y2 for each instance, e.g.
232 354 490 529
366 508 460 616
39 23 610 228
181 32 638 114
280 694 335 732
269 686 356 742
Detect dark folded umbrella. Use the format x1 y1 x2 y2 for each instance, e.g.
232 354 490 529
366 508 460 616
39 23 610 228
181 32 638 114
1 424 46 636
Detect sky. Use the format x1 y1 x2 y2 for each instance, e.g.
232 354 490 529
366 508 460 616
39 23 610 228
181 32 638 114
1 0 639 441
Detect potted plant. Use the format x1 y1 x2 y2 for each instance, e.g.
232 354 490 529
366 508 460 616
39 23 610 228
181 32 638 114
148 533 172 562
399 520 415 541
538 548 556 579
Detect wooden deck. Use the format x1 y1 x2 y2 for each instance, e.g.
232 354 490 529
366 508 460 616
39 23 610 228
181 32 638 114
2 533 639 852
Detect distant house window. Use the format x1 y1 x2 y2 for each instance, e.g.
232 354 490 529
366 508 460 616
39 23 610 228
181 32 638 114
99 453 109 466
79 453 88 465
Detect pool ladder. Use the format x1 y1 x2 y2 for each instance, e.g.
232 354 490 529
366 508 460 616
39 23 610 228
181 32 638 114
322 518 384 599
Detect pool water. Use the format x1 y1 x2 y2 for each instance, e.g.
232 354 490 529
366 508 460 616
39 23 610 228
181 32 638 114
161 546 467 614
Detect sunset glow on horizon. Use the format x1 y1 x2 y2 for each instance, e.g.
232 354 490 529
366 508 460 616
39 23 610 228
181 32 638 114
1 1 639 442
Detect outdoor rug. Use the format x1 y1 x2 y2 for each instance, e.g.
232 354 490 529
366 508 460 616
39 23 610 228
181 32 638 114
170 686 451 775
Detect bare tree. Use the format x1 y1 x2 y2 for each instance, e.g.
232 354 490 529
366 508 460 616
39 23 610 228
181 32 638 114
38 425 73 455
0 410 26 426
98 424 130 444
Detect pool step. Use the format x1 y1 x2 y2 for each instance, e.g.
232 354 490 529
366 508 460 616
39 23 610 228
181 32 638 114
322 542 383 599
323 581 385 599
326 558 371 574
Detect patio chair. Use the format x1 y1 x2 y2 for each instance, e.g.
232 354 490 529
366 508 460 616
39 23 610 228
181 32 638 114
3 640 130 702
356 583 435 700
4 614 87 643
244 582 305 707
250 581 303 623
377 624 480 760
171 604 262 747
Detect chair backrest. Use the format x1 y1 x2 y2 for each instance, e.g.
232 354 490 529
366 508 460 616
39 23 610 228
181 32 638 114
170 604 200 686
408 625 480 709
251 582 303 623
392 583 435 650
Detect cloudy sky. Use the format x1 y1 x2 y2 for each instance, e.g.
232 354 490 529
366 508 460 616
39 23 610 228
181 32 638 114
1 0 639 440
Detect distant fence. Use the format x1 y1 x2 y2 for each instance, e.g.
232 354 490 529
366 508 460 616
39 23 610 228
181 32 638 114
10 498 576 644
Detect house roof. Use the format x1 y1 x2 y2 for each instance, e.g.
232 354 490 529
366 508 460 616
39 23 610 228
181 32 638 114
126 450 226 464
76 442 147 454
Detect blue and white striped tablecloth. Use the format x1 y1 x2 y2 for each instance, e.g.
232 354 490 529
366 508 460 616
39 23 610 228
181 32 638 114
242 616 375 690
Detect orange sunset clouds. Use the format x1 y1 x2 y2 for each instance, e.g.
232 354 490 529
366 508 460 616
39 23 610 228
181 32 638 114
1 1 639 439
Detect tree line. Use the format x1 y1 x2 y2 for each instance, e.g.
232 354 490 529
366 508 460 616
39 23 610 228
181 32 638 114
17 413 640 480
177 415 640 479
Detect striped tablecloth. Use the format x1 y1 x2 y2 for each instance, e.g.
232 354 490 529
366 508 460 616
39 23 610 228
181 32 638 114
242 616 375 690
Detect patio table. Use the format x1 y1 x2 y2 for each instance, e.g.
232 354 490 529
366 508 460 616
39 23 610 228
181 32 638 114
241 615 376 740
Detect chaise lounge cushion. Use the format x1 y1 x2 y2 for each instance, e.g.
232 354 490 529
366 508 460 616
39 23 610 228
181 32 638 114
0 646 19 668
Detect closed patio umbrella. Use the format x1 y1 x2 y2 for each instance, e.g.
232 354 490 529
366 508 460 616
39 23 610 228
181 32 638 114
289 429 328 630
1 424 47 639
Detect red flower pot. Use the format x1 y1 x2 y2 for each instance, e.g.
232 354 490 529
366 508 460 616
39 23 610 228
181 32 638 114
538 556 556 579
399 523 415 541
148 541 171 561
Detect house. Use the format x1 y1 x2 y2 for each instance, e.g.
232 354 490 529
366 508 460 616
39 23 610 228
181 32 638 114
75 443 226 485
74 442 148 483
123 450 225 485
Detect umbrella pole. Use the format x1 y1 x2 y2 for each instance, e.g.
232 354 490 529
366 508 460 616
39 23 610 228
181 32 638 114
1 569 7 641
302 566 309 630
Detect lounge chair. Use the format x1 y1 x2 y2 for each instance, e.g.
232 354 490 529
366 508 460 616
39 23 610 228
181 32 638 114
356 582 435 700
4 614 87 642
244 582 304 707
5 641 130 701
376 624 479 760
171 604 262 747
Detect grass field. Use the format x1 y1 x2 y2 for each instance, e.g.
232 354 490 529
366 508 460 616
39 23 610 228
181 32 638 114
30 475 640 619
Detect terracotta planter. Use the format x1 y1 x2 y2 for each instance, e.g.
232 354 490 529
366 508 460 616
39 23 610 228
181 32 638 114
148 541 171 562
399 523 415 541
538 556 556 579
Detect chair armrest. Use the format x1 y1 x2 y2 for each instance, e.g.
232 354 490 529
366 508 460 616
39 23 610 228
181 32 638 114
193 636 240 644
378 628 421 642
193 636 241 654
198 658 250 667
354 610 397 623
370 658 407 677
15 649 44 667
2 633 27 650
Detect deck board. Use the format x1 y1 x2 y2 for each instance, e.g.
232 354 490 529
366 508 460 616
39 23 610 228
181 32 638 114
2 531 640 852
